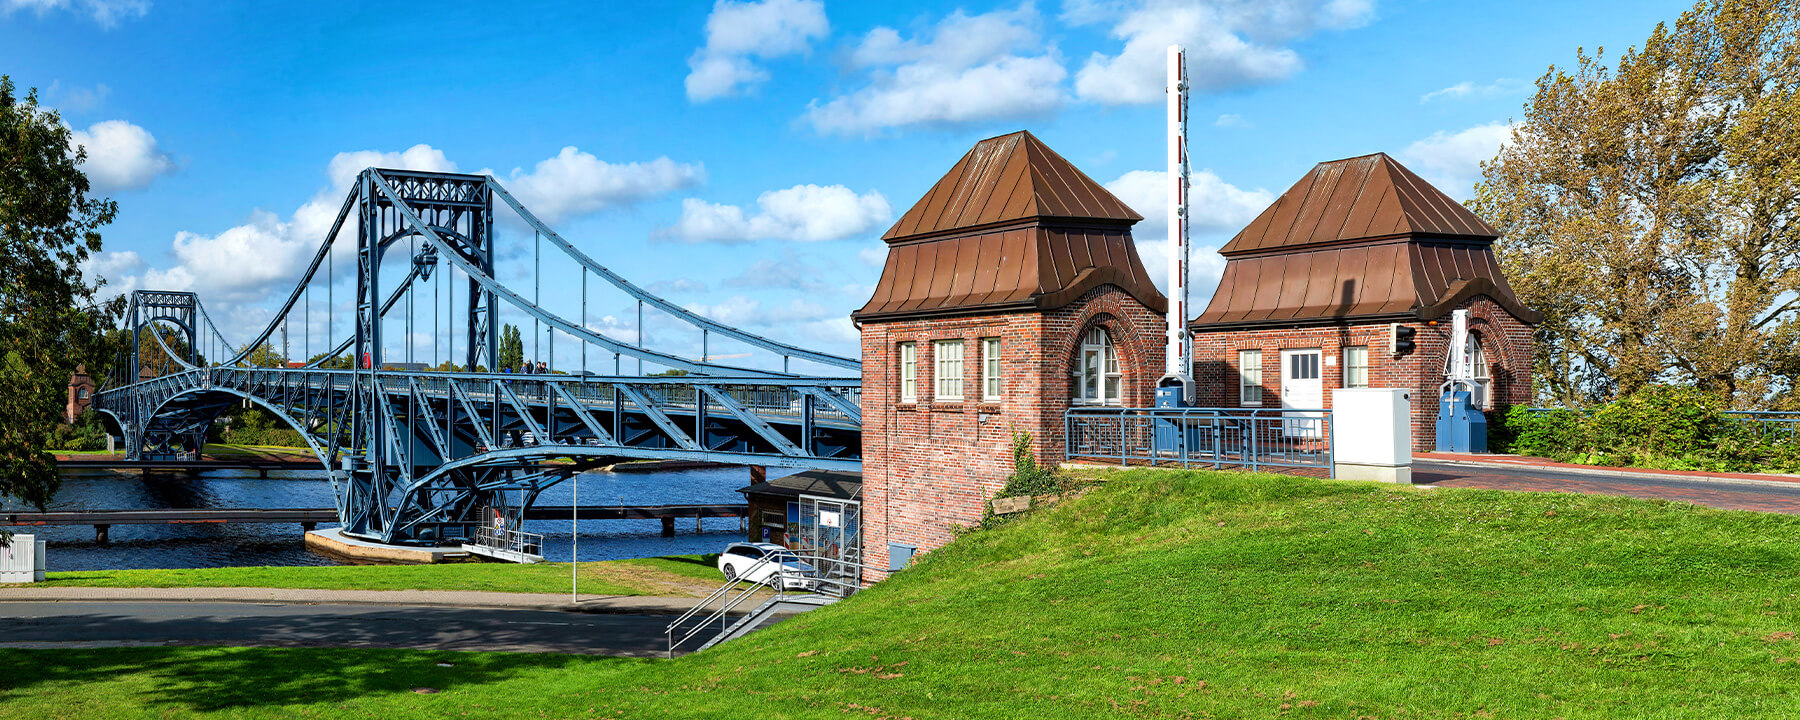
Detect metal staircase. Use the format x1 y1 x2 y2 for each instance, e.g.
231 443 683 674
664 552 873 657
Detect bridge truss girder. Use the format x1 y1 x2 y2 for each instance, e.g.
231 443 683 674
94 367 861 543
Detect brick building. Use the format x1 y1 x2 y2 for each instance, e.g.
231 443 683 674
1189 153 1539 449
66 365 96 424
853 130 1166 577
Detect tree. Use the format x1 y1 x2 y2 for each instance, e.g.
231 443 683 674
306 351 353 370
137 326 197 378
498 323 524 372
0 76 121 514
1473 0 1800 407
246 341 286 368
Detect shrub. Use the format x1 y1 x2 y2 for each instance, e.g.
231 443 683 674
999 430 1062 497
1585 385 1724 458
1497 405 1583 458
49 411 109 451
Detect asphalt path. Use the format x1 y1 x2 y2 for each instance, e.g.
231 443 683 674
0 602 715 656
1414 460 1800 514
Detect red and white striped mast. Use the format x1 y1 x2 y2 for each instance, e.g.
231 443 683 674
1158 44 1195 405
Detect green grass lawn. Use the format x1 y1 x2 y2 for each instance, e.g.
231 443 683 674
6 469 1800 718
27 555 723 596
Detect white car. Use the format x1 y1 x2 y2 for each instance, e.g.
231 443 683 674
717 542 817 590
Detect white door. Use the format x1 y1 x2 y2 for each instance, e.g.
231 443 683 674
1279 348 1323 439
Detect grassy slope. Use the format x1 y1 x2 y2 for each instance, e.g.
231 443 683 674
6 469 1800 718
29 555 722 596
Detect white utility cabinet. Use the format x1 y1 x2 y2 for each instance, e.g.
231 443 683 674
0 533 46 583
1330 388 1413 483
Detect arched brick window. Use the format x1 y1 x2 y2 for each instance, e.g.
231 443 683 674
1074 327 1122 406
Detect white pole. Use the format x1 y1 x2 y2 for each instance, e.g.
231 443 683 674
1159 44 1195 402
570 471 578 603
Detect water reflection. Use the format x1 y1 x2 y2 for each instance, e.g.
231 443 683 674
33 465 787 571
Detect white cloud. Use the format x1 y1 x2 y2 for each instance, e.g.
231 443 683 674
724 250 830 290
1072 0 1374 105
1 0 147 27
685 0 828 101
858 244 888 267
500 148 705 224
1419 78 1529 104
1105 168 1271 300
1214 113 1251 128
661 184 891 244
1105 168 1273 237
68 120 174 192
647 278 710 295
1398 121 1516 200
685 295 838 326
104 143 698 340
48 81 109 113
804 4 1066 135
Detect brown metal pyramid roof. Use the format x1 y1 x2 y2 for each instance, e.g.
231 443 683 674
1193 153 1537 329
881 130 1141 243
856 131 1164 322
1220 152 1497 256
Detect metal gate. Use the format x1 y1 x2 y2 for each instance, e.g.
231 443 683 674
794 494 861 595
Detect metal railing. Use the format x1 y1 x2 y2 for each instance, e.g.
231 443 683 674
665 552 873 657
471 526 543 559
1065 406 1334 476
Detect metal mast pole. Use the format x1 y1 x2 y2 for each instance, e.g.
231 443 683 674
1158 44 1196 404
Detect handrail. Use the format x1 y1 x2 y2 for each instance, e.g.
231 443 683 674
665 552 877 656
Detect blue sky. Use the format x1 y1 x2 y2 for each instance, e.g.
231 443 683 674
4 0 1691 369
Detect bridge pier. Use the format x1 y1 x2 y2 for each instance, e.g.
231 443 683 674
660 517 676 537
94 524 110 543
301 521 316 532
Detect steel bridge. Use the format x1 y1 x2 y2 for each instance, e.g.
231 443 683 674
93 169 862 545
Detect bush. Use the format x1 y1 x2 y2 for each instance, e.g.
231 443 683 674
1492 385 1800 473
1496 405 1583 458
214 406 309 448
49 412 109 451
1585 385 1724 458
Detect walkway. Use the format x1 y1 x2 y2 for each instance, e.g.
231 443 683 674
0 587 783 656
1414 453 1800 515
0 601 701 656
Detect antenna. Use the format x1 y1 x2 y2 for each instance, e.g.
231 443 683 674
1157 44 1195 405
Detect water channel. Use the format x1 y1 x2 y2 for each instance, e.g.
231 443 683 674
33 465 792 571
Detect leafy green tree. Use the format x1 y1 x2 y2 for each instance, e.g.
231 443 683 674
306 351 353 370
499 323 524 371
0 76 122 514
136 326 196 378
1474 0 1800 406
246 341 286 368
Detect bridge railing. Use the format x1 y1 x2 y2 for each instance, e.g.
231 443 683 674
1065 406 1335 476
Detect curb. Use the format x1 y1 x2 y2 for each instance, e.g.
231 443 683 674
0 588 732 615
1414 457 1800 490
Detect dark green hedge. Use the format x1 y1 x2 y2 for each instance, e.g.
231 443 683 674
1493 385 1800 473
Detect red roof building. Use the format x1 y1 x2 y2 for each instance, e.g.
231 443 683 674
1190 153 1537 448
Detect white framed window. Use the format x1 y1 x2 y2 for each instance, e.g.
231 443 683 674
1075 328 1122 405
1343 346 1369 389
899 342 917 403
934 339 965 400
981 337 1002 401
1443 334 1492 409
1238 349 1263 405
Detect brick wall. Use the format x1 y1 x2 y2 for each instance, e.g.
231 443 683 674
1191 295 1534 450
859 285 1162 579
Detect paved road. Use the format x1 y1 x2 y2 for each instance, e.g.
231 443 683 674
0 602 714 656
1415 460 1800 514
